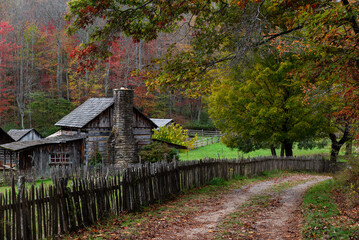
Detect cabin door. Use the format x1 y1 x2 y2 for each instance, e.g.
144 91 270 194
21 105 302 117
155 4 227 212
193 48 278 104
19 150 33 170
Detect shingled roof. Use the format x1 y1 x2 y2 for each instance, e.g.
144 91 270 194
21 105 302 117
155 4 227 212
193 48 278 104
55 98 114 128
150 118 174 128
0 128 14 144
7 129 42 141
55 98 157 129
0 135 84 152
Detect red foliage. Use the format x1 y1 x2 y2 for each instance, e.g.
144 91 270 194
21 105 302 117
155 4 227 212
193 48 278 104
0 21 18 120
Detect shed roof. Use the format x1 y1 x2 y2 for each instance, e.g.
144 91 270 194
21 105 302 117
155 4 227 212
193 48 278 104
55 97 157 129
7 128 42 141
0 128 14 144
153 139 187 149
0 135 84 152
55 98 114 128
150 119 174 128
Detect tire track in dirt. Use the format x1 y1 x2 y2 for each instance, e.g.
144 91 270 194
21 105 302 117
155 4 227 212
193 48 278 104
254 176 331 240
154 174 330 240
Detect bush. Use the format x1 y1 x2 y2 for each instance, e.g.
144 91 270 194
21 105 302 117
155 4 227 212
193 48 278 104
340 157 359 188
153 123 197 149
89 151 102 167
139 142 179 163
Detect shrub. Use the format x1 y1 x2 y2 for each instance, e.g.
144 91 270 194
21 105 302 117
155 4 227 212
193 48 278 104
89 151 102 167
139 142 178 163
153 123 197 149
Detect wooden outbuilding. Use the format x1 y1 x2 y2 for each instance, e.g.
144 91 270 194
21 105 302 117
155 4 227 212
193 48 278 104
0 128 15 169
0 128 14 145
150 118 174 129
7 128 43 142
0 135 85 174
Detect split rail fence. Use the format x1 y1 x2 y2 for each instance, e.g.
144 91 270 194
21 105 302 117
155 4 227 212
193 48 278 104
0 156 335 239
192 136 221 149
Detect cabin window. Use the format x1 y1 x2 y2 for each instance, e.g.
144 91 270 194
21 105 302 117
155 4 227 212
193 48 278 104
49 153 72 166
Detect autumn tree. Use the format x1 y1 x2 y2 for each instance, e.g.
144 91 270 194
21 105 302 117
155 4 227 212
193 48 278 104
208 52 327 156
0 21 17 125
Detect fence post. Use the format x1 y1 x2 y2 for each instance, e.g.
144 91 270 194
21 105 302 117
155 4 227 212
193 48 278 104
17 176 25 239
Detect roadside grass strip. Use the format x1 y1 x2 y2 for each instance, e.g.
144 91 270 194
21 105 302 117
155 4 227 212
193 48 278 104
302 179 359 239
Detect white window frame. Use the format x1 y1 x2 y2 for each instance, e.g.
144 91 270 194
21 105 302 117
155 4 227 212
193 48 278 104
49 152 72 166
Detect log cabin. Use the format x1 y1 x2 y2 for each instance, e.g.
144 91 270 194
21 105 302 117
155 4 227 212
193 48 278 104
0 88 157 173
55 88 157 166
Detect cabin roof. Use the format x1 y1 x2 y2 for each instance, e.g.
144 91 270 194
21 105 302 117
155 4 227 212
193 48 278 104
55 98 114 128
150 119 174 128
0 135 84 152
55 97 157 129
0 128 14 144
7 128 42 141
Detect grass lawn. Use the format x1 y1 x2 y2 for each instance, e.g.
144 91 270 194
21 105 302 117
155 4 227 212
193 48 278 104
179 142 345 161
0 179 53 194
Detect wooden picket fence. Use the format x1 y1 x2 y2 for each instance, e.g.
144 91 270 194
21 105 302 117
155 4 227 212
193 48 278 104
0 156 336 239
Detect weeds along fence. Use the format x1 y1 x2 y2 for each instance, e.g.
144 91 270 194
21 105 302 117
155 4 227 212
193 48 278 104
0 156 332 239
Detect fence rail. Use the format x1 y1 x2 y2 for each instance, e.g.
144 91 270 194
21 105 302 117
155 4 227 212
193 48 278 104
0 156 336 239
187 130 222 137
192 136 221 149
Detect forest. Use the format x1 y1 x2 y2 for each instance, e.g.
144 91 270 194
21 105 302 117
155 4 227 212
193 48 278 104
1 0 359 160
0 0 207 137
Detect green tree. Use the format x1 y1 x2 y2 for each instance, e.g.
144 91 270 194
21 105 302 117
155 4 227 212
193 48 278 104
208 53 327 156
28 92 74 136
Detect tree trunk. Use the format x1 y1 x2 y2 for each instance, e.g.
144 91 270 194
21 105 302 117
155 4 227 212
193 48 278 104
330 139 341 163
105 54 111 97
283 140 293 157
280 144 285 157
197 104 202 124
270 145 277 156
329 123 352 163
345 139 353 156
56 39 63 98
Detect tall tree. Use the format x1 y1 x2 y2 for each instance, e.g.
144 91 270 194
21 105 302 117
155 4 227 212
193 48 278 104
208 52 327 156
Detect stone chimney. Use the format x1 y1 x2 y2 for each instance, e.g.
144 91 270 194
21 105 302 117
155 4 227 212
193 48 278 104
107 88 137 167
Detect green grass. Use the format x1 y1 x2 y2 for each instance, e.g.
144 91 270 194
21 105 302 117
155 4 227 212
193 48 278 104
302 179 359 239
180 142 344 161
0 179 53 194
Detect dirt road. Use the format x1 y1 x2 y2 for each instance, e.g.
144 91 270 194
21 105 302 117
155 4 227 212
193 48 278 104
66 174 331 240
153 174 330 240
